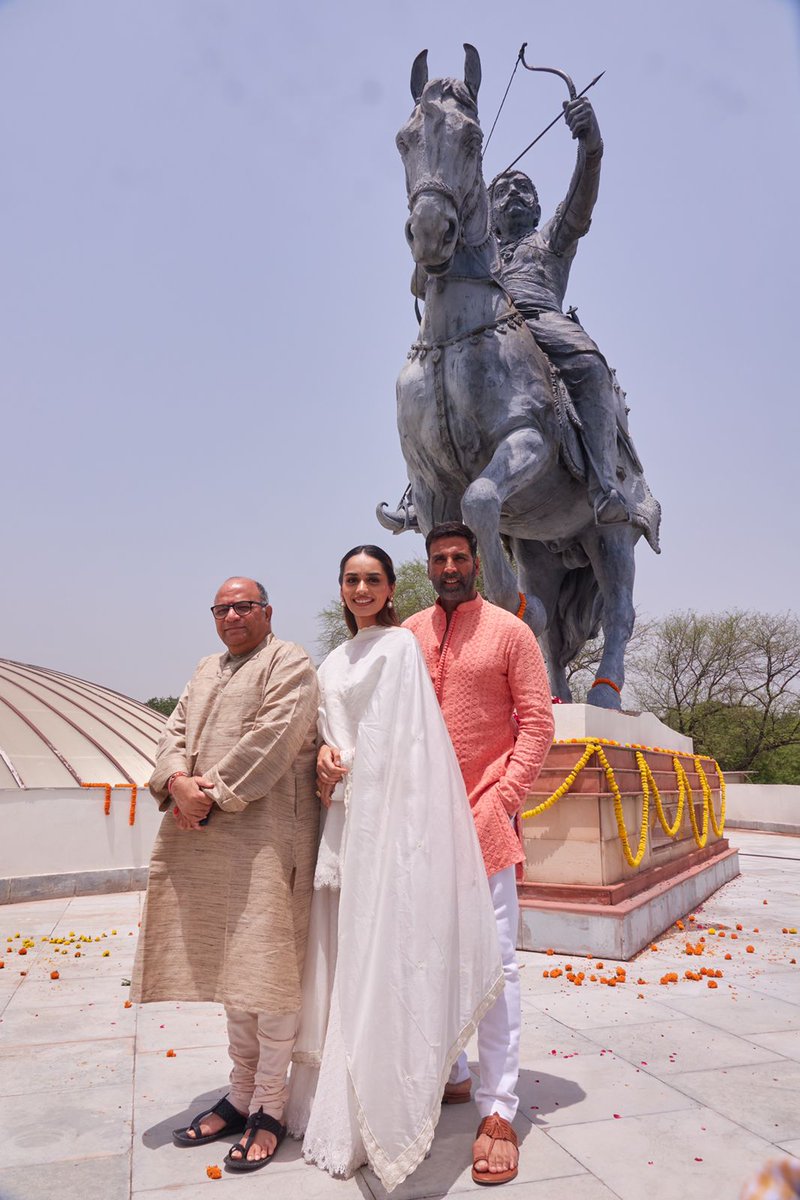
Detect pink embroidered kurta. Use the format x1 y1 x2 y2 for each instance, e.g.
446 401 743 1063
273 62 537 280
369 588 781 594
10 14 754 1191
405 595 554 877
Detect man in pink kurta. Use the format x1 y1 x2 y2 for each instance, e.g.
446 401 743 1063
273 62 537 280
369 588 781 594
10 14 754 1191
404 522 554 1186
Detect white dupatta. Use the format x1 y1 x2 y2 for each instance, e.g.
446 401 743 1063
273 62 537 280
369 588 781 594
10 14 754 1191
291 626 503 1191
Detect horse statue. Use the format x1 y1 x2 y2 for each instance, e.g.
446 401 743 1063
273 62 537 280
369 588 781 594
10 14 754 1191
385 44 660 709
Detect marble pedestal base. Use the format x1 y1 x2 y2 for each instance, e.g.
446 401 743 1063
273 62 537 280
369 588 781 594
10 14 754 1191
517 706 739 960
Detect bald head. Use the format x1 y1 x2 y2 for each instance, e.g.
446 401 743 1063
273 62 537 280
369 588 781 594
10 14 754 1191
212 577 272 655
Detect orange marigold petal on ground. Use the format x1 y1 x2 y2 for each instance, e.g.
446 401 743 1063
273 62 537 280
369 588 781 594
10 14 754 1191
206 1165 222 1180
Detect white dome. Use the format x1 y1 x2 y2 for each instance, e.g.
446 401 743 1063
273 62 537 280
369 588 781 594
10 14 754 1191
0 659 165 788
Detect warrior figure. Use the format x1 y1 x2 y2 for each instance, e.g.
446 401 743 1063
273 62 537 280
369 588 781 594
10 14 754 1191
491 96 629 525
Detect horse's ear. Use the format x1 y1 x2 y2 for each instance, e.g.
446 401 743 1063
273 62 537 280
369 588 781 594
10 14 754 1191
463 43 481 101
410 49 428 104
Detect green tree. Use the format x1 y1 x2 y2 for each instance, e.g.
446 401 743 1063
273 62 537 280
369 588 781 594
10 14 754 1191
316 559 435 658
627 610 800 778
562 615 656 702
145 696 179 717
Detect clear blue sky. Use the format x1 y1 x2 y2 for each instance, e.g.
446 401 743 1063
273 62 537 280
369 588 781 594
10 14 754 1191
2 0 798 699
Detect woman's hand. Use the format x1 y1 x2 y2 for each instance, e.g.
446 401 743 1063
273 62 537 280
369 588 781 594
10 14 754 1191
318 781 334 809
317 744 348 784
317 744 348 806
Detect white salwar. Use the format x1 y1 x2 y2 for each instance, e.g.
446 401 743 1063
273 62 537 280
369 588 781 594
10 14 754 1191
286 626 503 1193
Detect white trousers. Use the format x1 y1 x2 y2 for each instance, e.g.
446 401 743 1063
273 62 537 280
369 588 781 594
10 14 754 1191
448 865 520 1121
226 1008 298 1119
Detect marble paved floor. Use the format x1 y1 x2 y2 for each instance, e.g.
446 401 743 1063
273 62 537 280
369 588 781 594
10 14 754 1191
0 829 798 1200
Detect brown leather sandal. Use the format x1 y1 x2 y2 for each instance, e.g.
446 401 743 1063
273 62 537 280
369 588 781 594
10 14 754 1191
443 1078 472 1104
471 1114 519 1186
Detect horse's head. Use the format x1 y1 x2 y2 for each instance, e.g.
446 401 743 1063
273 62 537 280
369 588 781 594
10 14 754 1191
396 44 487 275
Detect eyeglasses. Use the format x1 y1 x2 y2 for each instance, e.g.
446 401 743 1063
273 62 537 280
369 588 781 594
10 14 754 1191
210 601 267 619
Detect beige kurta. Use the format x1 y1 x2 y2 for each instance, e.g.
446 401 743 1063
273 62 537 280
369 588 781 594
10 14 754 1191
132 634 319 1014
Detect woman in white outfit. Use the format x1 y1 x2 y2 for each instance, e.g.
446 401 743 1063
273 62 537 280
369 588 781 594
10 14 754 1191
286 545 502 1193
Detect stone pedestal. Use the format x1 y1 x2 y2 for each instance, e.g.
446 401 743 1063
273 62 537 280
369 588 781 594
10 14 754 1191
517 707 739 960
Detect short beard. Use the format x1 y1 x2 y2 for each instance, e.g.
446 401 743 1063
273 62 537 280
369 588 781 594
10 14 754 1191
433 573 477 605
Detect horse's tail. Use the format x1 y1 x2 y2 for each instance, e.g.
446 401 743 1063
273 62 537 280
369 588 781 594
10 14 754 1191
555 563 602 670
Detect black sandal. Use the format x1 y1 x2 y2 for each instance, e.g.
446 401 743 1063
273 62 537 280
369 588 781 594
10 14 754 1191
224 1106 286 1173
171 1094 247 1147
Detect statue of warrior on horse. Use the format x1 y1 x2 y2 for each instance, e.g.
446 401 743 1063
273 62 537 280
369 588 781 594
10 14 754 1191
379 43 660 709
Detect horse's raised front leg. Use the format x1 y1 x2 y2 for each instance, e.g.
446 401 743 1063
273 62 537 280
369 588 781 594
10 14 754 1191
407 475 462 537
461 429 549 635
579 523 637 710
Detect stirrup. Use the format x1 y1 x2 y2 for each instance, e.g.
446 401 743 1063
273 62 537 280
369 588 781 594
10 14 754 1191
594 489 630 525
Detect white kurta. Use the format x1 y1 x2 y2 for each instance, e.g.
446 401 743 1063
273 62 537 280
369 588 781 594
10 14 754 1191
286 626 503 1192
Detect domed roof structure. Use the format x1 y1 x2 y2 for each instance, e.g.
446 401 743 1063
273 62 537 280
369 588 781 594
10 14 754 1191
0 659 165 789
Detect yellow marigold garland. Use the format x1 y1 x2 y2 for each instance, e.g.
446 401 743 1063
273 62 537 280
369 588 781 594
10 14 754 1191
637 750 684 837
674 757 709 848
520 742 596 818
520 738 727 868
711 759 727 835
594 744 648 868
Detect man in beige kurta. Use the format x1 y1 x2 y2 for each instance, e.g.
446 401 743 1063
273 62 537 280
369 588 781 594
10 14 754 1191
132 576 319 1168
